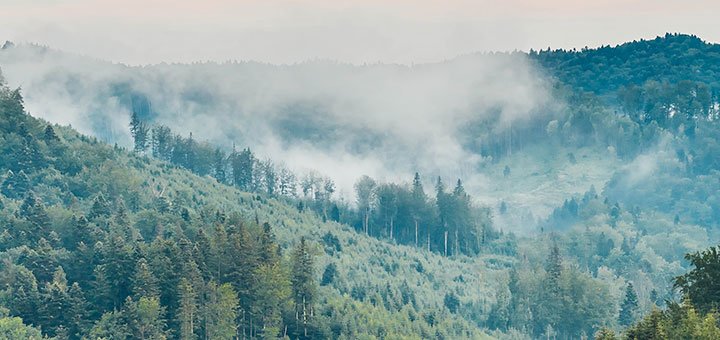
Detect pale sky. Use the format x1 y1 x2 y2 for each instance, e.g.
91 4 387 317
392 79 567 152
1 0 719 65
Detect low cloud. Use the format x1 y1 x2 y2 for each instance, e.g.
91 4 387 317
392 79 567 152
0 44 554 199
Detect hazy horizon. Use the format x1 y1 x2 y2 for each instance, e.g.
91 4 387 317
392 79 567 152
2 0 719 65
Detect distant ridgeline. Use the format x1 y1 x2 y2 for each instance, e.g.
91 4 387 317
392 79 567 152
532 33 720 96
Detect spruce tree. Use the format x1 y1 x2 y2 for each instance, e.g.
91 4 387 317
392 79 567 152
203 282 238 340
212 148 226 183
127 296 167 340
619 282 639 326
177 278 198 340
88 193 111 220
67 282 90 339
39 267 71 337
132 258 160 299
43 125 59 143
1 169 30 199
291 237 316 338
129 111 149 154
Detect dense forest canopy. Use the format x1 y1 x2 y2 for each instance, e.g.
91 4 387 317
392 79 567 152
0 33 720 339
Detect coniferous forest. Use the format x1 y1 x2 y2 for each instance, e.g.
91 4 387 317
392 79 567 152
2 31 720 339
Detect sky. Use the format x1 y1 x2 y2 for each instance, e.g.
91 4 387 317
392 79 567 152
1 0 719 65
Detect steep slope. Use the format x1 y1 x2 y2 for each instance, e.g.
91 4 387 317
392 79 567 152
0 77 496 338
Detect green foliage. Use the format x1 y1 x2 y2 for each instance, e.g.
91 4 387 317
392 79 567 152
532 33 720 97
0 316 45 340
6 34 720 340
674 246 720 313
619 283 639 326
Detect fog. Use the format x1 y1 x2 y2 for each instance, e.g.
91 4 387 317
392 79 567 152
0 43 556 202
2 0 719 65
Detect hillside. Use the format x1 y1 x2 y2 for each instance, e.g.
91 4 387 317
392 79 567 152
0 76 496 338
531 33 720 97
2 33 720 339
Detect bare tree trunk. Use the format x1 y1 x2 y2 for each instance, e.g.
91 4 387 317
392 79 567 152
427 224 431 251
455 229 459 256
444 231 448 257
414 219 419 247
364 210 369 235
390 216 394 241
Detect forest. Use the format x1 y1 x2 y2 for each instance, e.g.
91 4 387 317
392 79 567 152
1 33 720 339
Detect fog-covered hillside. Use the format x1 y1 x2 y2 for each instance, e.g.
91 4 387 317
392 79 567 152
2 33 720 339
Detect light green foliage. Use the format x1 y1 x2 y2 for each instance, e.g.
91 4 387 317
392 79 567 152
202 282 238 340
0 316 44 340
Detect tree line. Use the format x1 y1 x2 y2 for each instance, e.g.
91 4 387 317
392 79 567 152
129 112 501 257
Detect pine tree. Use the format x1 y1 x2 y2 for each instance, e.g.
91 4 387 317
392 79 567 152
594 328 617 340
4 265 41 326
410 172 427 248
89 193 112 219
127 296 167 340
151 125 173 161
619 282 639 326
177 278 198 340
546 242 563 284
291 237 317 338
39 267 71 337
539 241 564 332
212 148 226 183
1 169 30 199
252 262 290 340
129 111 149 153
320 263 336 287
18 192 50 241
91 265 114 314
69 215 94 250
132 258 160 299
67 282 90 339
43 125 59 142
231 148 255 191
203 282 238 340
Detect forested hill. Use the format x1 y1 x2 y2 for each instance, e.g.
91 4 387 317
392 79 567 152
532 33 720 96
0 73 495 338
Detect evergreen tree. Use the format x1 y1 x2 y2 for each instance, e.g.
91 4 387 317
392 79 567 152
43 125 59 143
132 258 160 299
88 309 131 340
619 282 639 326
177 278 198 340
130 111 149 153
88 193 112 220
231 148 255 191
150 125 172 160
39 267 71 337
593 328 617 340
18 192 50 240
3 265 41 327
203 282 238 340
252 262 290 340
320 263 337 287
66 282 90 339
212 148 226 183
291 237 316 338
69 215 94 250
127 296 168 340
1 169 30 199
